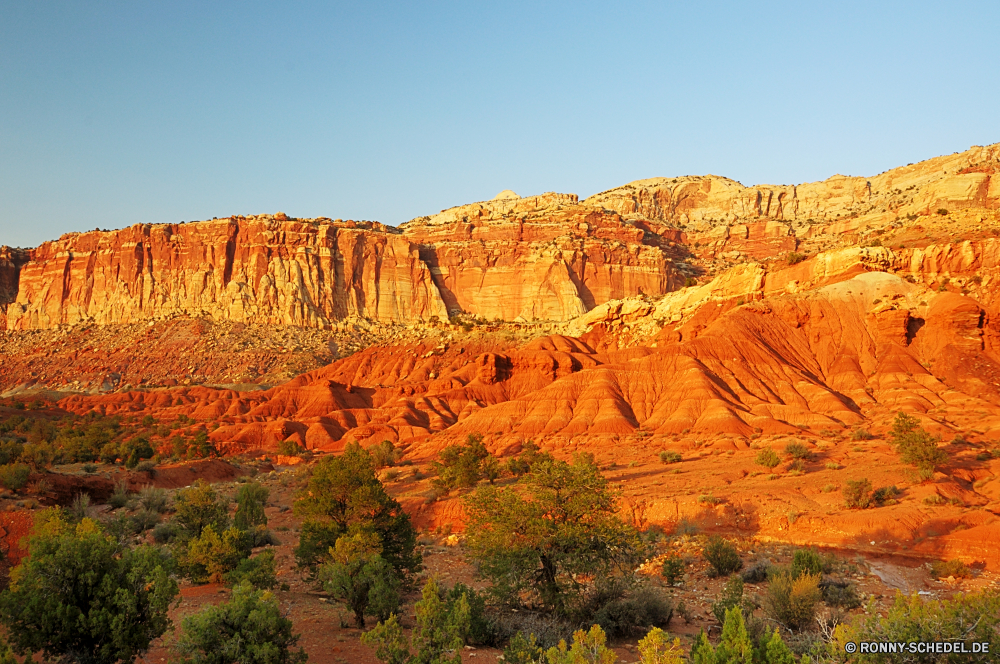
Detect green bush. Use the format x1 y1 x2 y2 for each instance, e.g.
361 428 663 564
790 548 823 578
703 536 742 577
132 508 160 533
173 480 230 540
843 477 874 509
661 555 686 585
319 534 400 628
786 252 806 265
784 441 811 459
175 582 307 664
543 625 615 664
184 526 252 584
108 480 130 509
930 559 973 579
711 575 751 625
821 580 861 609
890 412 948 478
0 511 178 664
851 428 874 441
361 578 470 664
658 451 682 464
593 585 673 638
225 549 277 590
367 440 400 469
82 463 98 474
432 433 499 491
830 590 1000 662
763 571 821 631
0 463 30 491
872 484 901 505
139 486 169 513
741 560 770 583
502 632 544 664
755 448 780 469
276 439 306 457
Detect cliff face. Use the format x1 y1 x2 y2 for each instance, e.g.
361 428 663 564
6 143 1000 331
401 192 683 320
585 144 1000 226
6 217 449 331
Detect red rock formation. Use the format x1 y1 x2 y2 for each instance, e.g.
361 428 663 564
6 217 448 330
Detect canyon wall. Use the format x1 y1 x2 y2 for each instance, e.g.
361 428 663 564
5 217 449 330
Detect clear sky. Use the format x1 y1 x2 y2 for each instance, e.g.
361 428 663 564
2 1 998 248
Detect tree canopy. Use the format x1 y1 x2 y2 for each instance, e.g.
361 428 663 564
464 454 643 616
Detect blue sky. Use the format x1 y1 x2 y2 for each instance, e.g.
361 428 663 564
1 1 998 247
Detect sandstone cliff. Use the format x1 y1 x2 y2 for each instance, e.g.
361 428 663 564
6 217 449 331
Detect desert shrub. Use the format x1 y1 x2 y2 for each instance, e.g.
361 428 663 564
791 548 823 578
69 492 92 522
843 478 874 509
502 631 544 664
0 440 24 465
362 578 470 664
593 585 673 638
108 480 130 509
367 440 400 469
764 571 821 631
851 428 874 441
930 559 973 579
490 611 574 650
784 441 811 459
543 625 615 664
444 583 494 647
890 412 947 478
741 560 770 584
711 575 752 625
225 549 277 590
175 581 307 664
637 628 684 664
184 525 252 584
661 555 686 585
829 590 1000 661
152 520 182 544
82 463 98 474
697 493 722 505
432 433 499 491
0 511 178 664
173 480 230 541
821 580 861 609
276 439 306 457
658 451 682 464
134 459 157 474
139 486 169 513
872 484 901 504
786 252 806 265
0 463 30 491
703 536 742 577
936 208 949 215
755 448 780 468
504 456 531 478
132 508 160 533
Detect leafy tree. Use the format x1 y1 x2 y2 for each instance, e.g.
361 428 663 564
361 578 471 664
122 436 154 469
320 533 401 627
176 581 307 664
0 511 178 664
0 463 30 491
432 433 499 490
174 480 230 540
294 443 419 577
234 481 268 531
464 455 643 616
889 412 948 479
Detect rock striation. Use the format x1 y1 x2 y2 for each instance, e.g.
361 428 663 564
6 217 448 330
